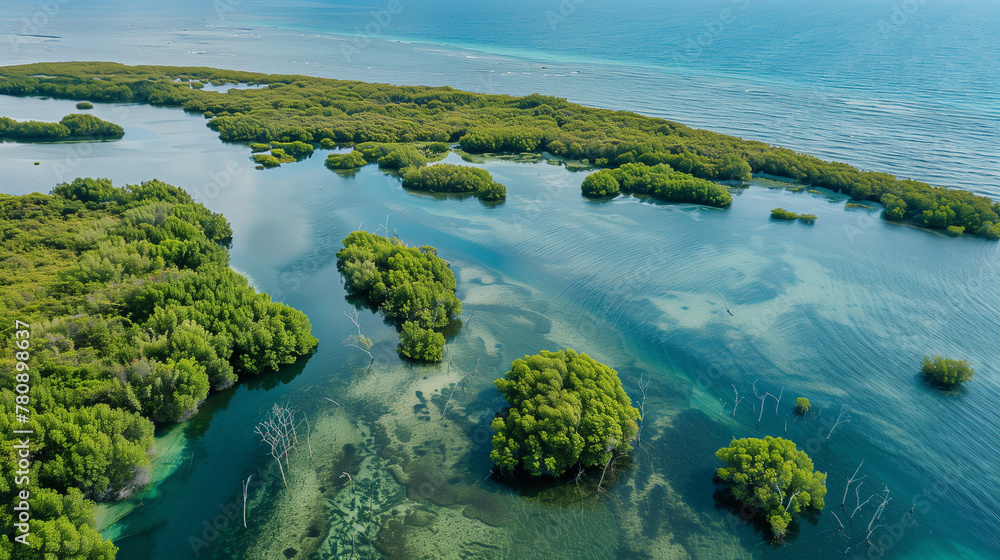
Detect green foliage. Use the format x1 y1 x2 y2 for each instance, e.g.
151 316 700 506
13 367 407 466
794 397 810 414
460 126 543 152
252 154 282 168
985 223 1000 240
921 356 974 386
123 357 210 422
477 181 507 202
598 162 733 207
882 194 907 221
946 225 965 236
325 150 368 169
490 349 640 477
0 177 317 559
336 231 461 362
0 454 117 560
1 61 993 236
59 114 125 138
126 265 318 375
401 164 507 201
76 101 94 110
581 170 620 198
249 142 271 153
771 208 817 223
269 140 314 158
34 404 154 499
397 321 445 362
0 113 123 141
715 436 827 540
355 142 428 169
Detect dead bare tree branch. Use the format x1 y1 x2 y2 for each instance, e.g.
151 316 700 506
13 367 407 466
850 482 873 519
841 459 867 508
752 380 774 427
826 404 851 442
344 310 375 365
731 384 746 417
242 476 252 528
635 373 651 447
254 403 298 488
867 487 891 539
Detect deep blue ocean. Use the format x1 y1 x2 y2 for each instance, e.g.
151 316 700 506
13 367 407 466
1 2 998 559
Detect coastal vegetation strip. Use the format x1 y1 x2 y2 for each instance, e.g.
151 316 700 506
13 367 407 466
0 113 124 141
0 62 995 236
0 178 317 558
336 230 461 362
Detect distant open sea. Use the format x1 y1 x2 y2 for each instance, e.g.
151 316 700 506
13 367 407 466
2 0 998 200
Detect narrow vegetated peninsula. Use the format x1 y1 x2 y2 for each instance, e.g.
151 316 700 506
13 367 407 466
770 207 818 223
1 62 996 237
0 113 124 141
336 230 461 362
490 349 640 478
0 178 317 559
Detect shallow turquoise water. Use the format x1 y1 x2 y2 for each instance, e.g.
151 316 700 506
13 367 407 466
0 94 996 559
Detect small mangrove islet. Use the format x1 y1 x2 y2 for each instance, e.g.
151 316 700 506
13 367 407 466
921 356 974 387
490 349 640 477
336 230 462 362
715 436 827 540
771 207 818 223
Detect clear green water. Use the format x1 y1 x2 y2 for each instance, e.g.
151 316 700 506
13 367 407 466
1 95 997 559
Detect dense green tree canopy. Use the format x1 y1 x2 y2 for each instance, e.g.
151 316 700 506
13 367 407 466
581 170 620 198
921 356 974 386
490 349 639 477
585 162 733 207
715 436 827 540
325 150 368 169
0 178 317 559
401 164 507 201
336 231 461 362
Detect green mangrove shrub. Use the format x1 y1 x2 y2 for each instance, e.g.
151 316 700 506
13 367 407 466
490 349 639 477
715 436 827 540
